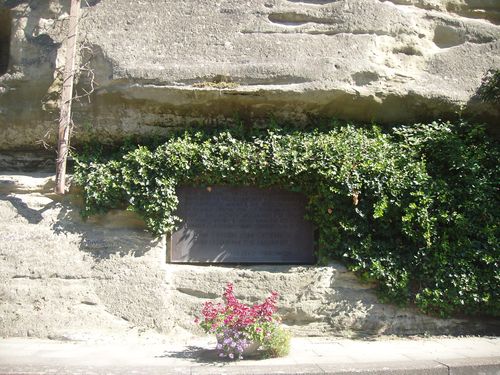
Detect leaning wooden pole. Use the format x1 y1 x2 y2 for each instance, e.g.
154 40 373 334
55 0 81 194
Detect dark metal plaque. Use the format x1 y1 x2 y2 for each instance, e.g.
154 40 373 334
169 186 315 264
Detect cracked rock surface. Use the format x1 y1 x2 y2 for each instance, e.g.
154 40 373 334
0 0 499 152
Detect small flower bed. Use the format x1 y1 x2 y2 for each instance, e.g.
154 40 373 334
196 283 291 359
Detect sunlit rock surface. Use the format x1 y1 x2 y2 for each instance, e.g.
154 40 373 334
0 0 498 152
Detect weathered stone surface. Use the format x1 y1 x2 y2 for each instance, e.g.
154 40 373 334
0 0 499 153
1 173 498 341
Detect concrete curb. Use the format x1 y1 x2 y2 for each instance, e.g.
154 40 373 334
1 358 499 375
443 357 500 375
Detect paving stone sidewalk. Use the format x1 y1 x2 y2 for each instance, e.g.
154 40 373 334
0 336 499 374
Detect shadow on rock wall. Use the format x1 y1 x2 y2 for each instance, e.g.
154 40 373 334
0 175 176 339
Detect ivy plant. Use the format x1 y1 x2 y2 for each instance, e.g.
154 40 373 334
74 121 499 318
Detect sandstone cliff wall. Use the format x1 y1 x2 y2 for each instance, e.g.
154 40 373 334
0 1 499 341
0 0 499 152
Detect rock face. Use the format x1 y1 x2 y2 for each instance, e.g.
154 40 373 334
0 1 499 341
0 174 497 340
0 0 499 152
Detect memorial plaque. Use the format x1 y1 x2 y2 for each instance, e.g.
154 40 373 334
169 186 315 264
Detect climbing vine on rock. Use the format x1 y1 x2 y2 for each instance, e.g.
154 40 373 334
74 121 499 318
478 69 500 104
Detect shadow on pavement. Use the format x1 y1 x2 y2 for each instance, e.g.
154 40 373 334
155 346 224 364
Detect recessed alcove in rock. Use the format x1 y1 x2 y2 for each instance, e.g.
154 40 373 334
0 8 11 76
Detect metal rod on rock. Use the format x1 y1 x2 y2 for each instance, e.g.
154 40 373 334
55 0 81 194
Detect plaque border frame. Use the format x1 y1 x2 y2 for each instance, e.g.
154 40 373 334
166 186 318 265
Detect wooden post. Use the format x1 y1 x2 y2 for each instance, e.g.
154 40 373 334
55 0 81 194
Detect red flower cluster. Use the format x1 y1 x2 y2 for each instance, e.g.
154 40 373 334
198 283 279 333
201 301 225 321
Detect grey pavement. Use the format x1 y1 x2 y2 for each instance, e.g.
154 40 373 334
0 336 499 374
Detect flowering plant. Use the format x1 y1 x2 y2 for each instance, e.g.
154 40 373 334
195 283 290 359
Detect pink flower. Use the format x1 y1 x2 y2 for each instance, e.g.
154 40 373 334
197 283 282 335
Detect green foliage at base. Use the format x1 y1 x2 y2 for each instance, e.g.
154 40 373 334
74 121 499 317
262 327 291 358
